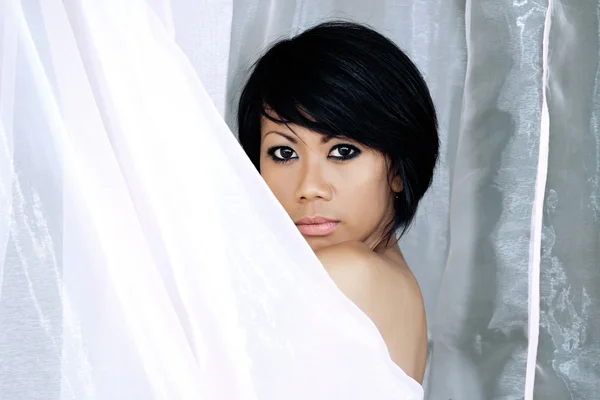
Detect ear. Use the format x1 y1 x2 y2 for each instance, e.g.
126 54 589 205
391 174 403 193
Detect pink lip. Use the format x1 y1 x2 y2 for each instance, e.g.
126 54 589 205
295 216 339 236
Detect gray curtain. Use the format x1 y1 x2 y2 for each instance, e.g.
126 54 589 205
175 1 600 398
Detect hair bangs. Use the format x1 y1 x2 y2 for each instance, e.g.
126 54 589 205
257 68 343 140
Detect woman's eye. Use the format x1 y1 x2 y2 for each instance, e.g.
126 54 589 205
329 144 360 160
268 146 297 163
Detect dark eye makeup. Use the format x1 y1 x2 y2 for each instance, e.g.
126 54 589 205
266 144 361 164
266 146 298 163
328 144 360 160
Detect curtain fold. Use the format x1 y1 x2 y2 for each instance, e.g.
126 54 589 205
1 0 422 399
535 1 600 398
429 1 548 398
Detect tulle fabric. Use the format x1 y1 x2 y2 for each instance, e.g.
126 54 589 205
0 0 422 399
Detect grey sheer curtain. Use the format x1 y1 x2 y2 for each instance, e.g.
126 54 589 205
174 1 600 398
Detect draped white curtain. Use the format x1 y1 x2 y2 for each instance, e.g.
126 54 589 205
0 1 422 399
1 0 599 399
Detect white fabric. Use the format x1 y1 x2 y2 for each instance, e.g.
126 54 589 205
0 0 422 399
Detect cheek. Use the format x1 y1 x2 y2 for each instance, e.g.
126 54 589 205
260 162 294 204
348 160 389 195
342 161 391 219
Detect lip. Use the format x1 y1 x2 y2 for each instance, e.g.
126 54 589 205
295 216 339 236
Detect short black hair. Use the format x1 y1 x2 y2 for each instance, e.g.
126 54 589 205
237 21 439 242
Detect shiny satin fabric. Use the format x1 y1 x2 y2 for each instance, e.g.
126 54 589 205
536 1 600 398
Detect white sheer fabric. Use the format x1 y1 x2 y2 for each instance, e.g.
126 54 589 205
0 0 423 399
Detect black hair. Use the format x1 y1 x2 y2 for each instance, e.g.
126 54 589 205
237 21 439 243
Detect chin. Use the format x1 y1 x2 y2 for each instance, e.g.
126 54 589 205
303 235 339 252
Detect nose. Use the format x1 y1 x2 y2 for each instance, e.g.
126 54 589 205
295 161 333 202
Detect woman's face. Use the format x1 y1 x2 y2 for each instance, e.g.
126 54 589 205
259 115 398 251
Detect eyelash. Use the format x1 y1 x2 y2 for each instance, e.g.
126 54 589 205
266 144 361 164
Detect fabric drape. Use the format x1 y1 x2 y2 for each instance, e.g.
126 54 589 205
0 1 422 399
1 1 598 399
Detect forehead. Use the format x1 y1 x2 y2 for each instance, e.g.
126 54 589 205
260 115 337 145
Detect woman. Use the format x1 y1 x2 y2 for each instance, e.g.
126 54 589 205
238 21 438 384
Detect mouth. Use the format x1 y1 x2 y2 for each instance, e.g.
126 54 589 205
295 216 339 236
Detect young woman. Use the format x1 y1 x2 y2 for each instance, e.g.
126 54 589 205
237 21 439 384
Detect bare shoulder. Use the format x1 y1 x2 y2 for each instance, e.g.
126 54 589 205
315 241 423 312
315 241 428 383
315 241 384 290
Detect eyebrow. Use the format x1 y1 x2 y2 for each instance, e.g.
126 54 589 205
264 130 336 144
265 131 298 143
